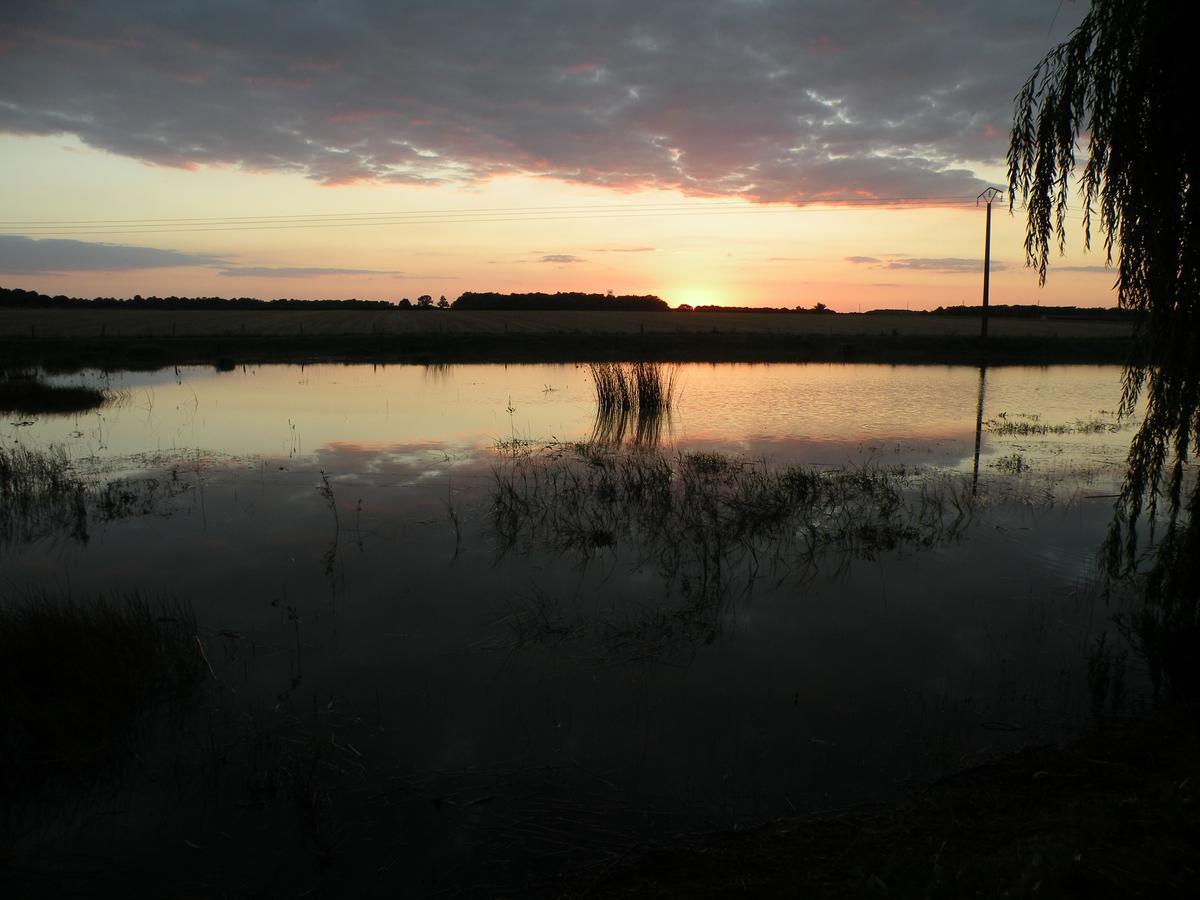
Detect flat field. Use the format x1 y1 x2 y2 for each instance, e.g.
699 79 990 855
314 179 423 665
0 308 1135 369
0 307 1133 340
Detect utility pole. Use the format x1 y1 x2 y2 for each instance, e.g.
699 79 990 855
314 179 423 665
977 187 1003 339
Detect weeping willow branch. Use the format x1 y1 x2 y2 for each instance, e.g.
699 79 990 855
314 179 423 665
1008 0 1199 573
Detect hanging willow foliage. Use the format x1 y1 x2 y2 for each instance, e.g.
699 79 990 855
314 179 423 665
1007 0 1199 575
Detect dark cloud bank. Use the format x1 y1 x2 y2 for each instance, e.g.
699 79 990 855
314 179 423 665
0 234 222 274
0 1 1084 204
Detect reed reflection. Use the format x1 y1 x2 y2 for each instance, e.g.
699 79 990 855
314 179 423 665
588 404 671 448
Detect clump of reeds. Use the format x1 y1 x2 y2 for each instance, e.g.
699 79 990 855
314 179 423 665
586 362 677 448
0 443 89 546
1 445 195 551
588 362 678 414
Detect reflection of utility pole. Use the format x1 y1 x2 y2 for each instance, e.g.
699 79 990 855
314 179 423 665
972 366 988 495
977 187 1004 339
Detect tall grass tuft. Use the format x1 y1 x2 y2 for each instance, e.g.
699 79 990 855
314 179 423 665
587 362 677 448
588 362 678 415
0 443 89 546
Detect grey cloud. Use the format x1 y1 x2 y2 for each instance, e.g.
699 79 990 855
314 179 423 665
540 254 585 264
1051 265 1116 274
0 2 1086 203
845 256 880 264
218 266 404 277
0 234 223 273
884 257 1005 273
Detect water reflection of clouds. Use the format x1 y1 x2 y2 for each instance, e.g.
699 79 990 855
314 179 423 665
311 439 496 481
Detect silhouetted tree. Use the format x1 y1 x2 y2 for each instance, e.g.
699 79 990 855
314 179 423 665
1008 0 1198 575
436 296 450 309
416 294 434 308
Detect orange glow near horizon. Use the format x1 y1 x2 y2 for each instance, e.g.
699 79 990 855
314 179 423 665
0 135 1119 312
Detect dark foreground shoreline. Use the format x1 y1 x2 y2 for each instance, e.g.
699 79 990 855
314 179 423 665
0 331 1134 371
551 705 1199 899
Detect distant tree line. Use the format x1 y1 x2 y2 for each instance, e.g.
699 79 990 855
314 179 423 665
0 286 408 310
679 303 833 314
451 291 669 311
0 286 1128 317
924 303 1135 320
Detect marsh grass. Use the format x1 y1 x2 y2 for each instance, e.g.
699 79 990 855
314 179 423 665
986 412 1122 436
0 443 89 545
584 362 678 448
0 443 195 551
588 361 678 414
492 444 977 659
990 453 1030 475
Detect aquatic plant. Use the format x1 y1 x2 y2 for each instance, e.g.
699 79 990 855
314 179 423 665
0 443 89 546
584 362 678 449
491 445 978 660
588 361 678 415
986 415 1122 437
0 444 197 552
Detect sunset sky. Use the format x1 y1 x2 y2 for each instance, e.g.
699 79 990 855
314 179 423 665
0 1 1116 310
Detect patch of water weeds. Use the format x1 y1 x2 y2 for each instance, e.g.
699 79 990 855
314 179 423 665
491 443 981 661
986 410 1126 436
0 443 223 551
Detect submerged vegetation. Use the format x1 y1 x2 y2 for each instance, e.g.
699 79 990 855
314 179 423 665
492 444 977 661
986 412 1123 436
586 361 678 448
0 443 196 551
0 443 89 546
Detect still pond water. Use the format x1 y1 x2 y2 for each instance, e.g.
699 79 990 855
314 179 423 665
2 362 1139 896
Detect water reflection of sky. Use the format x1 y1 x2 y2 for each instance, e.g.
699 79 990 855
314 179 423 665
18 362 1133 470
1 362 1141 896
